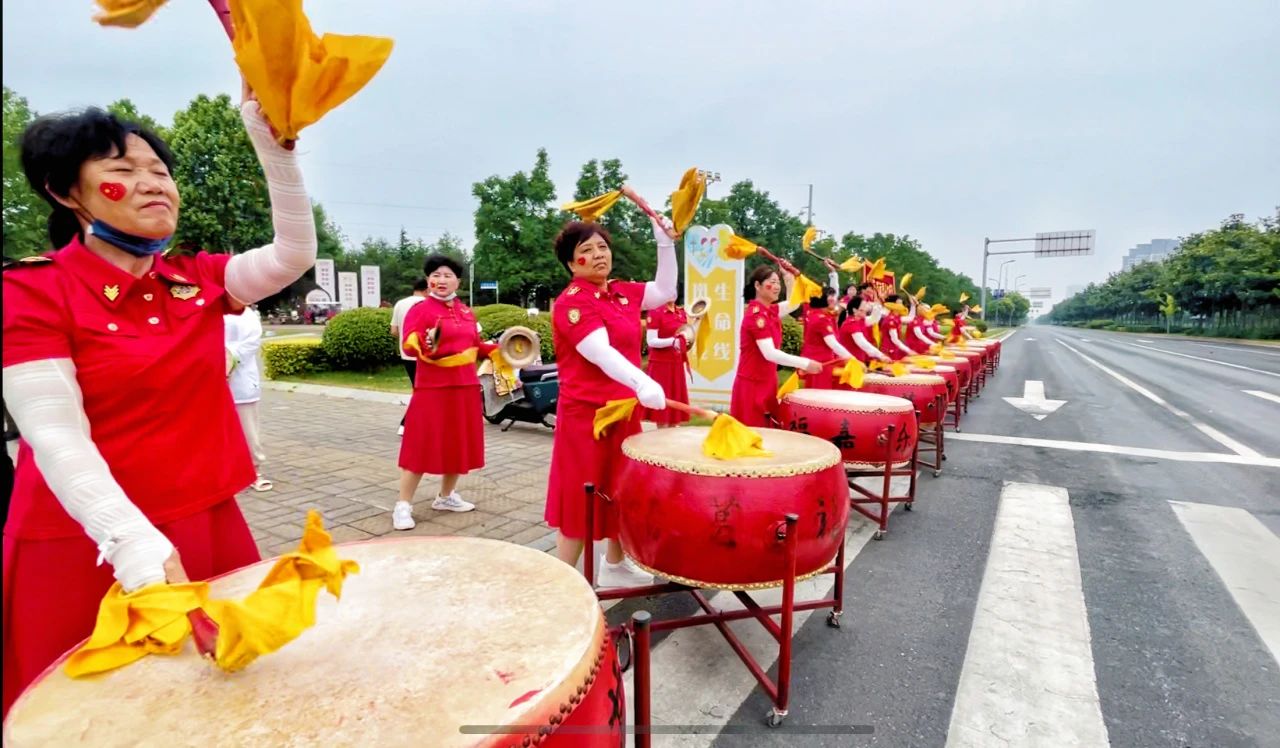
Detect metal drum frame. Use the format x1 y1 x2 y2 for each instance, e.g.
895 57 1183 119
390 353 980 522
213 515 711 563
844 421 922 540
582 483 846 731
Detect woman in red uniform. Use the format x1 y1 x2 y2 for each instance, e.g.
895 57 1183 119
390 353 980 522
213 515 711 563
948 305 971 344
879 293 917 361
643 300 691 428
906 296 936 353
392 254 496 530
545 215 676 588
838 299 894 370
1 92 317 715
799 268 853 389
730 266 822 427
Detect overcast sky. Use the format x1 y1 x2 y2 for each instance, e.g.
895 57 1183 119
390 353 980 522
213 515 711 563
4 1 1277 304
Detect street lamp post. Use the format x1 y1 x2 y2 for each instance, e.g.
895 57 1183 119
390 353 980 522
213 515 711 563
999 260 1015 293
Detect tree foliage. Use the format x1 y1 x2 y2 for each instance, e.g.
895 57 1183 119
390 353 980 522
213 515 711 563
3 86 47 257
1044 212 1280 338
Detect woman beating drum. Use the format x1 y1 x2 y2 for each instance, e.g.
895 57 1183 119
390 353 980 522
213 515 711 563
1 91 316 715
729 265 823 427
643 299 691 428
393 254 496 530
947 304 972 344
545 215 677 588
799 268 852 389
838 298 894 369
879 293 918 361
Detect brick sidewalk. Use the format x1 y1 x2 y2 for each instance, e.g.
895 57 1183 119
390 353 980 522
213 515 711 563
240 387 560 558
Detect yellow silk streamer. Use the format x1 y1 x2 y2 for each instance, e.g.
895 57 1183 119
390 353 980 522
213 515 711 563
776 371 800 400
704 414 772 460
593 398 640 439
563 190 623 223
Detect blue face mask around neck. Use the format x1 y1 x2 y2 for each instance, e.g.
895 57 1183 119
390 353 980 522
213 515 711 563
88 219 172 257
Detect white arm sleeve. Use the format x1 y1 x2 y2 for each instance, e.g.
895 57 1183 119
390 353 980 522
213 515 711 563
913 327 935 348
776 273 800 317
645 328 676 349
577 329 665 409
756 338 811 369
2 359 173 592
823 333 853 360
223 102 317 305
828 270 839 291
641 217 678 310
961 326 977 339
852 331 886 360
927 328 946 340
889 329 914 355
866 305 885 326
904 305 917 323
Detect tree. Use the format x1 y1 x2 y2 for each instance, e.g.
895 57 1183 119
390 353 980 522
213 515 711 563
3 87 49 257
106 98 166 140
167 93 272 253
471 148 564 306
571 158 656 284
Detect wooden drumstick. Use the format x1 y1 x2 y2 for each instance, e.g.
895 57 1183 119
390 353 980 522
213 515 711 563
187 609 220 661
664 399 718 420
619 186 677 241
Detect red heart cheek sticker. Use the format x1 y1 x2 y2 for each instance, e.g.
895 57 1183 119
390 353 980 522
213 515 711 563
99 182 126 201
576 257 587 266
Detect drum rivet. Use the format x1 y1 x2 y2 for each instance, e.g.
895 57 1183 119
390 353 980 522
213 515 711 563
538 725 553 736
550 714 563 726
577 685 587 696
521 736 532 747
570 693 581 705
560 703 571 714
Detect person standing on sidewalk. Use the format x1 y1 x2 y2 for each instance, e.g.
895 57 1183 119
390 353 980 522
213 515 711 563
225 304 271 492
389 279 429 436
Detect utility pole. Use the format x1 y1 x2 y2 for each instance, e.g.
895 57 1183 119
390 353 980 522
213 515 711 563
804 184 814 226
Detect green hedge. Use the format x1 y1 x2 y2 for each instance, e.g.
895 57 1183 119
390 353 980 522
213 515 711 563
781 315 802 356
321 307 398 371
263 338 327 378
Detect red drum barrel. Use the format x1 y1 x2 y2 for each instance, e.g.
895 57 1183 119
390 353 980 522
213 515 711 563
615 427 849 589
780 389 918 470
906 364 958 403
3 538 625 747
857 372 949 425
925 355 972 393
944 348 985 380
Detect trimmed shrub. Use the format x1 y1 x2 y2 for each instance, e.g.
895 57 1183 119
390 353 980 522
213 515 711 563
263 338 327 378
781 315 803 356
321 307 398 371
528 313 555 363
474 304 532 339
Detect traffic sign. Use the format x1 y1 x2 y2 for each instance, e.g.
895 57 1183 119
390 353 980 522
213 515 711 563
479 281 498 291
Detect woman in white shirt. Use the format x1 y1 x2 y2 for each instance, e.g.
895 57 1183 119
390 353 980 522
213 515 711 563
225 305 270 491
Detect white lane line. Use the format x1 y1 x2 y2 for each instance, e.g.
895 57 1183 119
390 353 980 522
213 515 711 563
1169 501 1280 666
946 482 1109 748
632 483 900 744
1244 390 1280 406
1191 342 1280 358
1129 342 1280 378
1056 339 1261 457
947 432 1280 469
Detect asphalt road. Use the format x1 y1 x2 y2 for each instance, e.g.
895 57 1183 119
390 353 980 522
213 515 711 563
607 327 1280 747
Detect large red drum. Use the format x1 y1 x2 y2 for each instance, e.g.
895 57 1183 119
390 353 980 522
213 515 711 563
780 389 918 470
4 538 625 747
944 347 985 379
906 364 958 403
857 372 949 425
925 355 972 392
615 427 849 589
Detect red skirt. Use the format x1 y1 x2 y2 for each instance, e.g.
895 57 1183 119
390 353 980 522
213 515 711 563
2 497 260 717
730 374 779 428
800 361 837 390
644 355 689 425
399 384 485 475
544 399 640 541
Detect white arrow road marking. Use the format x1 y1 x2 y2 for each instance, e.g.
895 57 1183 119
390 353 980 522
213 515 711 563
1003 380 1067 420
946 482 1109 747
1056 340 1261 457
1169 501 1280 666
1244 390 1280 406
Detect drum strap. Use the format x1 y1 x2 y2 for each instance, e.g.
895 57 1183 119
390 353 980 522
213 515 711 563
420 347 478 367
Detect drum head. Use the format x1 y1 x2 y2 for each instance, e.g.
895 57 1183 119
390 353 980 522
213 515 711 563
785 388 914 413
622 426 840 477
4 538 605 748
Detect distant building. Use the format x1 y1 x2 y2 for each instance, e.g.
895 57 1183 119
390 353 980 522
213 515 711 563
1121 238 1180 272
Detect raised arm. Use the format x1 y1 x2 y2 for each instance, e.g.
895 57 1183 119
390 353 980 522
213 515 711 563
641 216 678 311
222 101 317 304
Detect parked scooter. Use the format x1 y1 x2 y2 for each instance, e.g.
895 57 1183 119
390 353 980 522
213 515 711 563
479 363 558 431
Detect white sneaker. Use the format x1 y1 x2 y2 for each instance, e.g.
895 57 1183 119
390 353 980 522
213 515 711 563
431 493 475 513
392 501 415 531
397 425 405 436
597 554 654 589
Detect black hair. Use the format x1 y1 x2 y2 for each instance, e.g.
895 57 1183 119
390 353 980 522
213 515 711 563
810 285 836 310
553 221 613 273
884 293 901 304
20 107 175 249
412 278 430 292
743 265 780 301
423 253 464 277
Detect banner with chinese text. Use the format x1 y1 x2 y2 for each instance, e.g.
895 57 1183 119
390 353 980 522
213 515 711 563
683 224 743 409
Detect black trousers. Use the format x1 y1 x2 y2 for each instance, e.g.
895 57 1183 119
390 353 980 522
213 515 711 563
399 359 417 426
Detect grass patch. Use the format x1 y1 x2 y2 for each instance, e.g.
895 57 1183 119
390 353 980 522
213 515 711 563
274 366 411 393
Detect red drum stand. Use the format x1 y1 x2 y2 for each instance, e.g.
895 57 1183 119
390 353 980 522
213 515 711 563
844 422 921 540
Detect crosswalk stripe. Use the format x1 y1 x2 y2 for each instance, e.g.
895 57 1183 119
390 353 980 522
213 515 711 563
1169 501 1280 666
945 482 1110 747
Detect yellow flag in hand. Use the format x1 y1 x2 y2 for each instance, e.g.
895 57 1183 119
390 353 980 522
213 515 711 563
703 414 772 460
720 235 760 261
869 257 888 280
914 286 927 301
900 272 913 290
907 355 936 369
91 0 168 27
802 226 818 251
884 301 909 316
563 190 623 223
836 359 865 389
787 273 824 307
839 255 862 272
670 168 706 234
776 371 800 400
959 292 970 303
593 398 639 439
969 304 983 314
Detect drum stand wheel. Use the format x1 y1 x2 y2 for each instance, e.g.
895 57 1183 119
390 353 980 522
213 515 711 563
872 529 886 541
826 610 843 629
766 708 788 728
903 501 914 511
